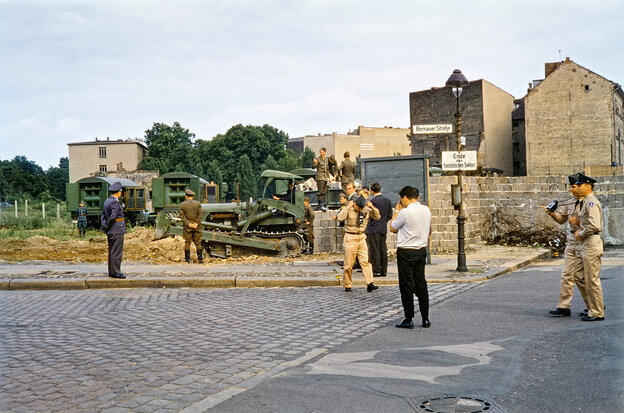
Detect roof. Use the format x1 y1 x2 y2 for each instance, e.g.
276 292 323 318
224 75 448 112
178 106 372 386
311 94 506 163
260 170 303 180
68 139 147 148
76 176 138 187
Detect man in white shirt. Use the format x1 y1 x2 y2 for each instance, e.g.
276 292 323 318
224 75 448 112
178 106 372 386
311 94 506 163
390 186 432 329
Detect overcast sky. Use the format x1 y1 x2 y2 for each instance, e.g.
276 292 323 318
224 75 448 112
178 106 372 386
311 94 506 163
1 0 622 169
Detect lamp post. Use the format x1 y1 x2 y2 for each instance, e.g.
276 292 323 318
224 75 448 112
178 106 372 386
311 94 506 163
446 69 469 272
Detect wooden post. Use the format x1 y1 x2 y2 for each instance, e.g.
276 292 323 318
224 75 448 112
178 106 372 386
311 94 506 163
25 199 28 217
42 203 46 219
57 203 60 219
14 201 17 218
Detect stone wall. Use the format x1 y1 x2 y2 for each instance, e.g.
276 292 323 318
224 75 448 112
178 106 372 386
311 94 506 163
311 174 624 253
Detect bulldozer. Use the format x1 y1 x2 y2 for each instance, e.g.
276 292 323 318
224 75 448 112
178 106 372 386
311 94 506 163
153 170 306 258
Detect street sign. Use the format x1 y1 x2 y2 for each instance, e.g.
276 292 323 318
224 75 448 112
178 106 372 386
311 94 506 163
441 151 478 171
412 124 453 134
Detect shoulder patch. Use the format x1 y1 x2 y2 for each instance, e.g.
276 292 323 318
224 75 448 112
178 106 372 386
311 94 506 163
588 201 594 208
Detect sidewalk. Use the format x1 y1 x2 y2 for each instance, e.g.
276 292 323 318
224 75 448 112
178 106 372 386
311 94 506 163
0 245 552 290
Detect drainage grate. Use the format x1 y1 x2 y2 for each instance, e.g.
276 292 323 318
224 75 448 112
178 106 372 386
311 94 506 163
416 396 494 413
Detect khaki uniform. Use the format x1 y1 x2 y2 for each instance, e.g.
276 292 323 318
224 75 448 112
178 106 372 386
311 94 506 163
574 193 604 318
314 156 329 205
338 203 380 288
179 199 203 254
338 159 356 193
549 201 588 309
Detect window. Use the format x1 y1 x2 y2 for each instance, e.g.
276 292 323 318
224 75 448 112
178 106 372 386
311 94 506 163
99 165 107 172
99 147 107 158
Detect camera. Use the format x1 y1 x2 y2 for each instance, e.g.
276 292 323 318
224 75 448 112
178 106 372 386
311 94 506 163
358 212 364 226
546 200 558 213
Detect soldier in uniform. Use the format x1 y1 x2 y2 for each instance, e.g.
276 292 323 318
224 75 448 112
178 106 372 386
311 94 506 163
76 201 88 238
312 147 329 211
303 197 315 254
101 182 126 279
179 189 204 263
328 154 338 178
337 151 356 194
572 173 605 321
338 195 380 292
544 173 589 317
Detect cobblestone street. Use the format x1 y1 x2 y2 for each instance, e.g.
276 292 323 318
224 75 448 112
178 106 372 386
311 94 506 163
0 283 479 412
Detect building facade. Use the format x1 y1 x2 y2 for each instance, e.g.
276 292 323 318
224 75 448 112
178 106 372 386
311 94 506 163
409 79 515 175
67 138 148 183
523 58 624 176
288 125 411 160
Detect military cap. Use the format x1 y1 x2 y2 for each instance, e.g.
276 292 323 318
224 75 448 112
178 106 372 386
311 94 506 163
185 189 195 196
79 201 84 205
568 173 581 185
109 182 122 192
575 173 597 185
355 195 367 209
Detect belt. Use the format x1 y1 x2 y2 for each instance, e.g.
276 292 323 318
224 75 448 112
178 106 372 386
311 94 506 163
114 218 124 222
345 231 363 235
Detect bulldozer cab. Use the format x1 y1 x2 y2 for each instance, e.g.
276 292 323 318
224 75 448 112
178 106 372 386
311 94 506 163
260 170 304 208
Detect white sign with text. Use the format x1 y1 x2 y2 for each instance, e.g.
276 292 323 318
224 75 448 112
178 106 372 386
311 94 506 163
441 151 478 171
412 124 453 134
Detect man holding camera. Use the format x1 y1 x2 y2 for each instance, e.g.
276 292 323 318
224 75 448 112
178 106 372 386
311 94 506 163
338 195 380 292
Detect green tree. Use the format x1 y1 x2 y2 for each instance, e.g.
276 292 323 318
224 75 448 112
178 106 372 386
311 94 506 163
204 160 224 186
139 122 200 174
45 157 69 201
236 154 256 201
0 156 47 200
301 146 316 169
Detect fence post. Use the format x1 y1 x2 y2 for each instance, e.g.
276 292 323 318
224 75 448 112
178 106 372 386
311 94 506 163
14 201 17 218
57 203 60 219
25 199 28 217
42 202 46 219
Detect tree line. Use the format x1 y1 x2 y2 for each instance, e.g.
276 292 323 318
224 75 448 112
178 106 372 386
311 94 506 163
1 122 315 203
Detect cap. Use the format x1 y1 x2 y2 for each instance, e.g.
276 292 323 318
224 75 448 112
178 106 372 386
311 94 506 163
575 173 597 185
109 182 122 192
185 189 195 196
79 201 84 205
568 173 581 185
355 195 366 209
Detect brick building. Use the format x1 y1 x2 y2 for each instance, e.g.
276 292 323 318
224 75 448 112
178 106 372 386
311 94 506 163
67 138 147 183
408 79 515 175
522 58 624 176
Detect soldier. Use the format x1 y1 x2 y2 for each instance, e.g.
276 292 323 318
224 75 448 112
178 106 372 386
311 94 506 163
312 147 329 211
76 201 88 238
101 182 126 279
366 182 393 278
338 195 380 293
303 197 315 254
337 151 356 194
544 173 589 317
179 189 204 263
328 154 338 178
572 173 605 321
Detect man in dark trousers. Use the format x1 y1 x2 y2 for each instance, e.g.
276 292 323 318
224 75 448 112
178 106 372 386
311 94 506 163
390 186 432 329
179 189 204 263
303 197 315 254
365 182 393 277
76 201 88 238
101 182 126 279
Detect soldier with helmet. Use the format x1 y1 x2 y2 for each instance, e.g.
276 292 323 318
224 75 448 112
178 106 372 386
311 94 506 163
179 188 204 263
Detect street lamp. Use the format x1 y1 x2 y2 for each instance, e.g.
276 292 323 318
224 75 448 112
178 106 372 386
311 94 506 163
446 69 469 272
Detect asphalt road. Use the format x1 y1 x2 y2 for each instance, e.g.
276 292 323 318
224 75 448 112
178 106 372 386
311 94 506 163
1 249 622 413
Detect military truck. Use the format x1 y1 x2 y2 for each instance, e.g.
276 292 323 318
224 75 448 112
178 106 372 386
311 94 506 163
154 170 306 258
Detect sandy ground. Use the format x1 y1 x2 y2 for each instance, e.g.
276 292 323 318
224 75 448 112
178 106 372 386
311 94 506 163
0 227 342 265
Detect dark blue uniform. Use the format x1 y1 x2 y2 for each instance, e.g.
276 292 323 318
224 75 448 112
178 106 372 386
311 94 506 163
101 195 126 277
365 193 393 276
76 205 88 237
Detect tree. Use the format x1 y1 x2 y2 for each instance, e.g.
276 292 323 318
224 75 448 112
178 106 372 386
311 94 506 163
45 157 69 201
139 122 200 175
301 146 316 169
0 156 47 200
236 154 256 201
204 160 224 186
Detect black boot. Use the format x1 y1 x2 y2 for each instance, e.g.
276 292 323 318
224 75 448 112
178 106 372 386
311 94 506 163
184 250 191 263
197 250 204 264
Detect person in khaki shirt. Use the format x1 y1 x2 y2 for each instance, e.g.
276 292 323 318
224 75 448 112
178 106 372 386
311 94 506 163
543 173 589 317
571 173 605 321
179 189 204 263
337 151 356 194
338 195 380 292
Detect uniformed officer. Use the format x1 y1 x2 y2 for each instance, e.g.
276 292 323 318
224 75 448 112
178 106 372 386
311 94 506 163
303 197 315 254
337 151 356 194
76 201 88 238
572 173 605 321
338 195 380 292
179 189 204 263
544 173 589 317
101 182 126 279
312 147 329 211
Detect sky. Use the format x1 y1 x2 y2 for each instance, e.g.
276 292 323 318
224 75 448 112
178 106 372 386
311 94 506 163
1 0 623 170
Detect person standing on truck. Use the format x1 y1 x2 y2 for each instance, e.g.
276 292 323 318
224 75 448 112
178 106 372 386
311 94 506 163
313 147 329 211
179 189 204 264
101 182 126 279
337 151 356 194
76 201 88 238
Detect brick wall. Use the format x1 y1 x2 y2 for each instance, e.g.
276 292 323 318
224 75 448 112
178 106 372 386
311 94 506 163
311 174 624 253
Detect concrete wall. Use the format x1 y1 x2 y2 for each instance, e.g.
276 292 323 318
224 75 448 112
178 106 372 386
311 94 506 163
68 140 147 182
311 174 624 253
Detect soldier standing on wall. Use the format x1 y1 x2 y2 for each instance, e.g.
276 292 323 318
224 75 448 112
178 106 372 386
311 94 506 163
179 189 204 263
76 201 88 238
337 151 356 194
313 148 329 211
101 182 126 279
303 197 315 254
328 154 338 178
